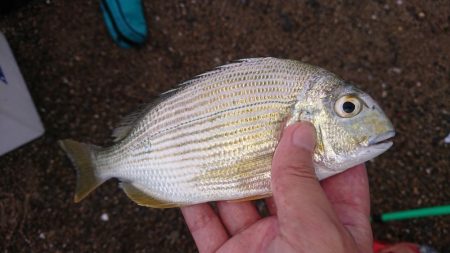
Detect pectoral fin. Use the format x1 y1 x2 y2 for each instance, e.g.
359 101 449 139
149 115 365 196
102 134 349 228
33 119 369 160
120 182 180 208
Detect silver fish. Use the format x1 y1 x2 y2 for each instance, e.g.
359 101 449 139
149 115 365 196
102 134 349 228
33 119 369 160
59 58 395 208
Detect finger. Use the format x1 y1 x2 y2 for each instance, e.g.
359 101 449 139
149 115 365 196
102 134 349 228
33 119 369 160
321 164 370 220
216 201 260 235
217 217 279 253
321 164 373 252
265 197 277 215
181 204 229 252
271 122 338 230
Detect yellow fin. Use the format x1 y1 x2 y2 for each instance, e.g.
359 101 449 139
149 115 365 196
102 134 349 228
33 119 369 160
194 153 273 186
59 139 105 203
120 183 180 208
227 193 272 203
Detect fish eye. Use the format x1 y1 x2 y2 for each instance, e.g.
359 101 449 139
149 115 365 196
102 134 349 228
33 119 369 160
334 95 362 118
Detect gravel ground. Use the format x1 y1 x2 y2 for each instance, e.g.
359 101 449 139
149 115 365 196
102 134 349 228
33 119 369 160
0 0 449 252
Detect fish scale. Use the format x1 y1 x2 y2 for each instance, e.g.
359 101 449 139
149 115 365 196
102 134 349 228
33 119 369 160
59 57 394 207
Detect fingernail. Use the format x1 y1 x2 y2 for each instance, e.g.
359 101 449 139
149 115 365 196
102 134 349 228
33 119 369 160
292 122 316 151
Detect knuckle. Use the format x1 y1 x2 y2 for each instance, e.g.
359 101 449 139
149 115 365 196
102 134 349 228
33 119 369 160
286 164 316 180
274 162 317 181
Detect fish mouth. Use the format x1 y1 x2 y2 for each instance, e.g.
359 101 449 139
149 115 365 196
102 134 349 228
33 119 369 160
367 130 396 149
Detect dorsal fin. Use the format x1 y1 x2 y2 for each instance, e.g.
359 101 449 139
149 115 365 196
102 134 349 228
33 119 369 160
173 58 271 87
120 182 180 208
111 103 155 142
111 89 181 142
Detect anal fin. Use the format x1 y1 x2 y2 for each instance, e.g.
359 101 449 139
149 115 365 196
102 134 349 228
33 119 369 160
120 182 180 208
227 193 272 203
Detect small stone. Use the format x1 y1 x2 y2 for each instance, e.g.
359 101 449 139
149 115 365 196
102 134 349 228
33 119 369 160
168 230 179 244
39 232 46 239
100 213 109 221
444 133 450 144
389 67 402 74
418 12 425 19
382 90 388 98
396 0 403 5
371 14 377 20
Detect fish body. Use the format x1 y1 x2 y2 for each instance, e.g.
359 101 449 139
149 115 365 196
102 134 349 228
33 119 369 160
59 58 395 208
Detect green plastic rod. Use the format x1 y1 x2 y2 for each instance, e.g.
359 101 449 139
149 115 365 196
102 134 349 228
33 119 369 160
372 205 450 223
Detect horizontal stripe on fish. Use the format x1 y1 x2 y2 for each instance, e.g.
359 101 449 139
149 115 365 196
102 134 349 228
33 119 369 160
146 94 293 138
144 82 300 128
124 85 299 146
134 111 285 157
119 165 272 203
102 100 293 159
135 123 271 159
97 108 285 175
121 142 276 182
197 173 271 192
130 107 285 160
148 111 283 148
98 103 288 165
129 130 278 167
100 136 276 178
150 80 300 122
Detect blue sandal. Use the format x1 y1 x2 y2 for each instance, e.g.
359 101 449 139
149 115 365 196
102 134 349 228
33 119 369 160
100 0 148 48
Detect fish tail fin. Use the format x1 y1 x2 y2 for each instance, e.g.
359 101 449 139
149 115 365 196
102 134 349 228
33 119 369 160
58 139 106 202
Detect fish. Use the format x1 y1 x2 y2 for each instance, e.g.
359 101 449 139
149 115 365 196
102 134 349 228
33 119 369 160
59 57 395 208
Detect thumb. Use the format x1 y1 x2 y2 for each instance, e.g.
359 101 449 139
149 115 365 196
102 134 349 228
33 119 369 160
271 122 336 230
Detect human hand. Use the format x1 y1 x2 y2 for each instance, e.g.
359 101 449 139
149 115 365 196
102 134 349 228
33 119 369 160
181 122 373 253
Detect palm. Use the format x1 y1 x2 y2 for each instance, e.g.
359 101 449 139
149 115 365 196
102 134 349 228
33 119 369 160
182 165 372 253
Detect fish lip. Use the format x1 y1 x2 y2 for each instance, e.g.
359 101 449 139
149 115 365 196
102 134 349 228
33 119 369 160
368 130 396 146
367 141 394 151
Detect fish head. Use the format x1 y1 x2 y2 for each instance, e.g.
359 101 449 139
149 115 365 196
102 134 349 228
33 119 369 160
293 75 395 180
